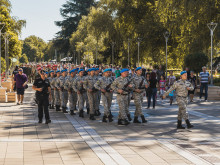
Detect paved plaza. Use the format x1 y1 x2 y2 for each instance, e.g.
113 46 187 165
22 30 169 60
0 85 220 165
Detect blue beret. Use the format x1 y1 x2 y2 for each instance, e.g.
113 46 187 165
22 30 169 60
103 68 112 73
76 68 79 71
87 68 91 72
61 69 67 73
49 70 54 74
180 71 187 75
45 72 48 74
90 68 96 72
70 69 75 74
95 68 99 71
135 67 142 71
120 68 129 74
78 69 84 73
56 70 60 73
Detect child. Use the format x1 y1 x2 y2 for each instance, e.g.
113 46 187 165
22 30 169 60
169 90 175 105
159 75 166 99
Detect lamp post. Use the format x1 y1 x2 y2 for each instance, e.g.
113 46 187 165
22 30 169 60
0 23 5 87
164 31 170 80
207 22 218 86
111 42 116 65
128 38 131 67
137 38 142 67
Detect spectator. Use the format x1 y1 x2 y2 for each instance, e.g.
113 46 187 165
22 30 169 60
12 65 19 91
156 65 164 81
199 66 210 101
147 72 158 109
13 68 28 105
188 71 197 102
145 73 151 99
167 70 176 88
159 75 166 99
115 66 121 78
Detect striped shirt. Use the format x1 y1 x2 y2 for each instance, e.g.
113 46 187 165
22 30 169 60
199 72 209 83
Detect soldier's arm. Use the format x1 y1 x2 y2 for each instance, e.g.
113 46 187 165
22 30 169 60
83 78 89 90
64 79 69 90
94 79 101 90
163 82 177 98
111 79 118 92
72 79 78 92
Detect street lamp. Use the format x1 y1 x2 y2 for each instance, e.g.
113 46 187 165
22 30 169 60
137 38 142 67
0 22 5 87
207 22 218 86
128 38 131 67
164 31 170 80
111 42 116 65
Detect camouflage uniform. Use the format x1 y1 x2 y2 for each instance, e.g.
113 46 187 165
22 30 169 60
47 76 55 107
164 79 194 120
133 75 148 117
94 76 113 117
95 75 102 110
54 76 61 108
84 75 99 115
73 76 88 115
111 76 134 120
56 75 68 111
64 75 77 112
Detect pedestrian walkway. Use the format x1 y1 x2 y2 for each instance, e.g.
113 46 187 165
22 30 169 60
0 85 220 165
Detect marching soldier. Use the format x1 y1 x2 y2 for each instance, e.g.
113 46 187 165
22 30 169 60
163 71 194 129
56 69 68 113
84 68 99 120
47 70 55 109
73 69 87 118
95 68 102 116
94 68 114 122
64 69 77 115
132 67 148 123
54 70 61 111
111 68 134 125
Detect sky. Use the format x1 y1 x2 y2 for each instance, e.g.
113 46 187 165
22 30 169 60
10 0 67 42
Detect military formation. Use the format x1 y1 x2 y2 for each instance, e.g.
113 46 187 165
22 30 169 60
31 63 195 128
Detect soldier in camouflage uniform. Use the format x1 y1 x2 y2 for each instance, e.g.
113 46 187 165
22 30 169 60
84 68 99 120
73 69 87 118
64 69 77 115
47 70 55 109
132 67 148 123
163 71 194 129
54 70 61 111
55 69 68 113
94 68 102 116
94 68 113 122
111 68 134 125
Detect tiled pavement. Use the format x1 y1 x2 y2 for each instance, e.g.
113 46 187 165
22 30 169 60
0 84 220 165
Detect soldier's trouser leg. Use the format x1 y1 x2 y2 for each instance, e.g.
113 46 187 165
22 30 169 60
85 93 89 109
134 92 143 117
125 93 131 115
117 95 128 120
94 92 99 111
98 91 101 107
107 92 113 114
87 92 95 115
102 93 110 116
62 90 68 108
69 92 74 110
55 90 61 106
78 93 85 110
73 92 77 110
176 97 188 120
51 89 55 106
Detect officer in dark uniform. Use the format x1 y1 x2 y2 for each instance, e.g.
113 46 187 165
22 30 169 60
32 70 52 124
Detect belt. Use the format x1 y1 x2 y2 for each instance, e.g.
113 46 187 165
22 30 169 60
117 93 128 95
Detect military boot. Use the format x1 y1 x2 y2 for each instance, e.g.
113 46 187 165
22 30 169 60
177 120 185 129
108 115 113 122
102 115 107 122
70 110 75 115
95 110 101 116
62 107 68 113
56 105 60 112
51 105 55 109
133 116 141 123
118 119 122 125
185 119 194 129
79 110 84 118
122 119 130 125
49 104 52 109
127 114 132 121
87 108 90 114
141 115 147 123
90 114 96 120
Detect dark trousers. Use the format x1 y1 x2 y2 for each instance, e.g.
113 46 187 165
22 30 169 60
38 95 50 120
148 88 157 108
200 83 208 100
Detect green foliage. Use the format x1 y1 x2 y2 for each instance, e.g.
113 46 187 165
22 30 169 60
0 0 26 72
22 36 47 62
184 52 209 74
19 53 28 63
54 0 95 54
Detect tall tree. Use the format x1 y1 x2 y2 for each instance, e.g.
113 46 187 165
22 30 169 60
55 0 95 54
